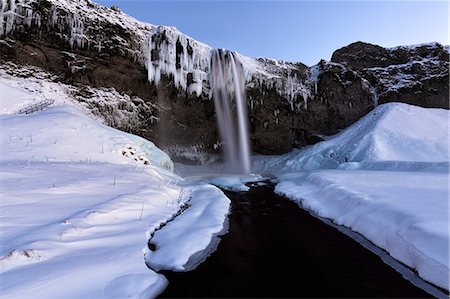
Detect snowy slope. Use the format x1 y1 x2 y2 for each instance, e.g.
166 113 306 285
1 104 173 169
0 62 160 133
253 102 449 173
0 82 38 114
253 102 450 291
0 74 230 298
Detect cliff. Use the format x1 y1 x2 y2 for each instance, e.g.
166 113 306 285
1 0 448 160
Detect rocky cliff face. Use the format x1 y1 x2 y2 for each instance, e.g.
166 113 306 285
1 0 448 161
331 41 448 109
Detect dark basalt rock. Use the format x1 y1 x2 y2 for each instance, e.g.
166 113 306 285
332 41 449 109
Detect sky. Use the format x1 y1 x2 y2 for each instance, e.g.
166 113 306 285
95 0 449 65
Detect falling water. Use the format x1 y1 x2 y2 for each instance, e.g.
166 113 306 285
210 49 251 174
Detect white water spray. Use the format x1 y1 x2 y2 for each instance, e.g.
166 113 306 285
210 49 251 174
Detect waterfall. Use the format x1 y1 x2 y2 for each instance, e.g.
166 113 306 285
210 49 251 174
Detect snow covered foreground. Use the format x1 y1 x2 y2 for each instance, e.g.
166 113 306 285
255 102 449 291
0 83 230 298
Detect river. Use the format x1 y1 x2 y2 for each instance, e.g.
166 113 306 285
159 182 429 298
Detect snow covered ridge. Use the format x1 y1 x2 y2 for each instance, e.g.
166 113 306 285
361 50 448 98
332 41 449 105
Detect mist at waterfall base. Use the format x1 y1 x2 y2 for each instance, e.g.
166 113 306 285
210 49 251 175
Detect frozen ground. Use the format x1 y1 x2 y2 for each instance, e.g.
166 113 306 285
0 80 230 298
254 103 449 291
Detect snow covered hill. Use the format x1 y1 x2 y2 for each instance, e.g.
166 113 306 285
254 102 449 291
254 102 449 172
0 76 230 298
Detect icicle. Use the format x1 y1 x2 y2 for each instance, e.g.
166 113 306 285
0 0 8 36
0 0 17 36
69 13 87 48
146 26 211 97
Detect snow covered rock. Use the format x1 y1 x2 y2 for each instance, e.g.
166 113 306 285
332 41 449 109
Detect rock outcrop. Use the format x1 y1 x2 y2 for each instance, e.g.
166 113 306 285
331 41 449 109
1 0 448 161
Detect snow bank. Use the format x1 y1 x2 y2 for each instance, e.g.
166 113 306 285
0 162 173 299
0 104 172 170
145 184 230 271
275 169 449 290
253 102 449 174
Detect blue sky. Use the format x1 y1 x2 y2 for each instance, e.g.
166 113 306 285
96 1 448 65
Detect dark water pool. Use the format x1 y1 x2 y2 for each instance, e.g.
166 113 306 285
159 183 430 298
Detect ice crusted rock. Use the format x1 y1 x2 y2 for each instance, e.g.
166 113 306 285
147 26 211 97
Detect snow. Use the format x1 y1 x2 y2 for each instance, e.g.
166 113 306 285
253 102 450 291
0 104 172 169
0 74 230 298
0 81 37 114
146 184 230 271
0 162 171 299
